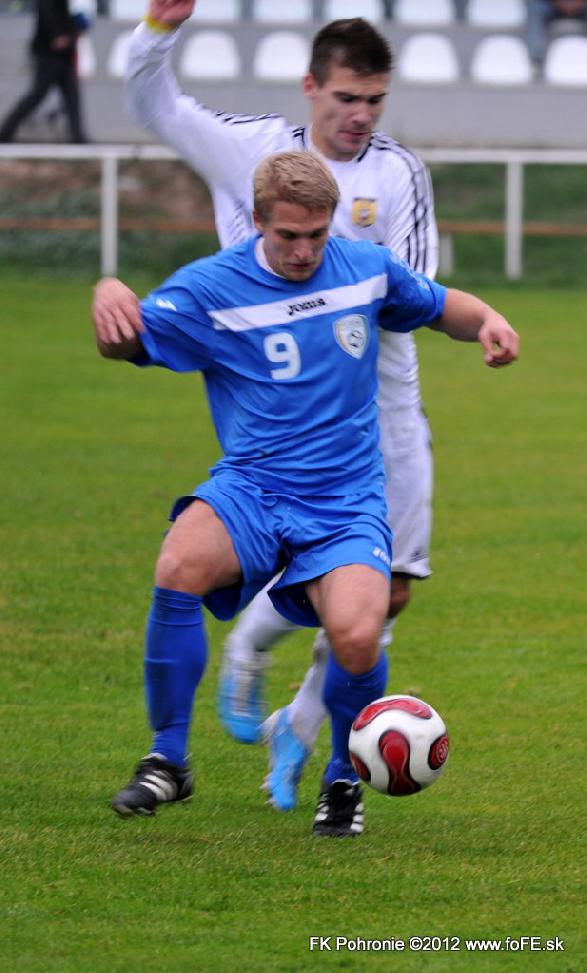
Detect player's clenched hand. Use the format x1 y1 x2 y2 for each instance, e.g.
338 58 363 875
93 276 143 347
436 290 520 367
477 315 519 368
147 0 195 27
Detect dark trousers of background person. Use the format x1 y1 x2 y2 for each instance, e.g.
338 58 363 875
0 52 86 143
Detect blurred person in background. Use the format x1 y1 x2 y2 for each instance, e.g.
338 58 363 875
0 0 89 143
526 0 587 69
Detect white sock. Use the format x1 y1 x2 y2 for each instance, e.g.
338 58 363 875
287 620 396 750
379 618 395 650
225 584 299 666
287 630 329 750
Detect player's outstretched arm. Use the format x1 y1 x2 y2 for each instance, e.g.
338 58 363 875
433 288 519 368
146 0 194 29
127 0 264 189
92 277 144 360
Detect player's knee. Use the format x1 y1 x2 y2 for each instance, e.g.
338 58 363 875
155 548 201 595
328 618 382 674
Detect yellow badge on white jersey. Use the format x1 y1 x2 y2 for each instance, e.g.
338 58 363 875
352 198 377 228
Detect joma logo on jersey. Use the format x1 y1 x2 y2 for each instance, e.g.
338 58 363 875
287 297 327 317
333 314 369 359
352 198 377 228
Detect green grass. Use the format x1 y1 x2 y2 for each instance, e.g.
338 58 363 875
0 279 586 972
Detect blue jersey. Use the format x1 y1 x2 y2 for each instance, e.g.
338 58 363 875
137 236 446 496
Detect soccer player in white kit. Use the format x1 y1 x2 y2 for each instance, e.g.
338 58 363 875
117 4 439 811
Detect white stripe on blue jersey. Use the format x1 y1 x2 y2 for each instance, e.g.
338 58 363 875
209 274 388 332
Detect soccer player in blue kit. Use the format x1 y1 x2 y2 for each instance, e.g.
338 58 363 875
94 152 518 836
98 7 444 816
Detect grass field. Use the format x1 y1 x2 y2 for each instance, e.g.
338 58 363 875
1 276 585 972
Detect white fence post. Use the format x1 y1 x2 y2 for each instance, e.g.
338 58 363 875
438 231 454 277
505 159 524 281
100 154 118 276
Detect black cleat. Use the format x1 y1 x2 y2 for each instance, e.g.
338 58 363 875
111 753 193 818
312 778 364 837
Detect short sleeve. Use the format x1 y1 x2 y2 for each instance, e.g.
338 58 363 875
136 268 214 372
378 249 446 333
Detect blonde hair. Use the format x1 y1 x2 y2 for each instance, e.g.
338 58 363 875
254 151 340 222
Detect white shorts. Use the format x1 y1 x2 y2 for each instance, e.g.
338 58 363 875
379 404 433 579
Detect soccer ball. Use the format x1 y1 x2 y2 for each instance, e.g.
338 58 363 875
349 695 449 796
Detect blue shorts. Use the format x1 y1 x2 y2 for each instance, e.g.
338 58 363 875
170 469 392 627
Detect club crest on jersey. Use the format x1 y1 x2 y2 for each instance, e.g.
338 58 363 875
334 314 369 359
352 198 377 228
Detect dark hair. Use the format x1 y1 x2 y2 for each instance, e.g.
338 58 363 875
309 18 393 86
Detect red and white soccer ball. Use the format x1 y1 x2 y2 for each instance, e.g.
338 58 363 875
349 695 449 796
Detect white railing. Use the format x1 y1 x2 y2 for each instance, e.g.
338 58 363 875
1 143 587 278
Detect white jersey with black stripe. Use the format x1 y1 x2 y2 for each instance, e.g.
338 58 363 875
126 23 439 409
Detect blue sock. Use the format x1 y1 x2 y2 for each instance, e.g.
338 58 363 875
145 586 208 767
322 651 388 784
